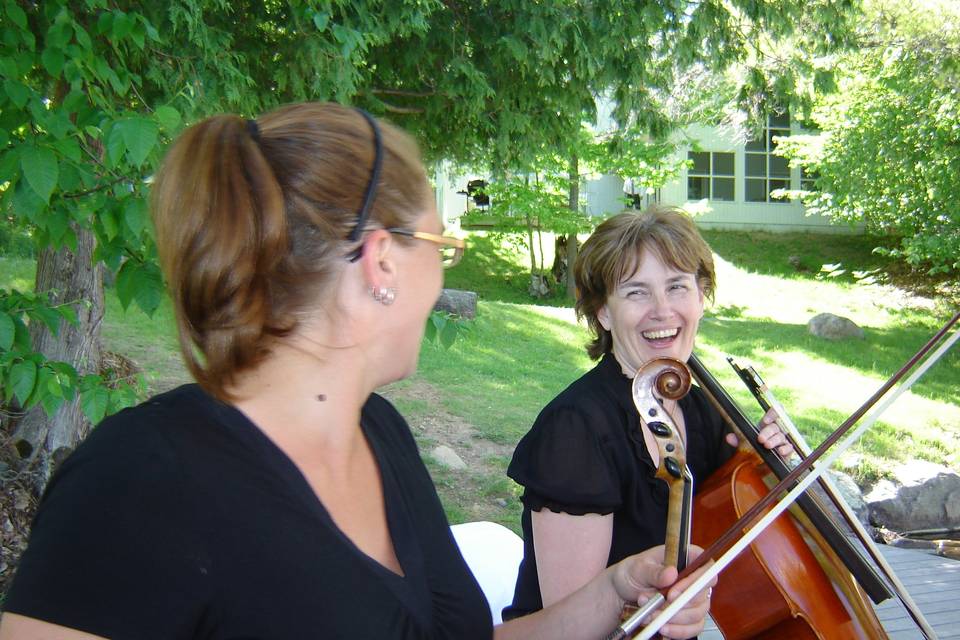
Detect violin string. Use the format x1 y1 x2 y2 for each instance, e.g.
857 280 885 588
631 321 959 640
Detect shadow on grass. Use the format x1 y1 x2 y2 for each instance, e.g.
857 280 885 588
700 315 958 405
703 229 959 303
417 302 592 445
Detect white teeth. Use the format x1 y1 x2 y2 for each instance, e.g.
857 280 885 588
643 328 678 340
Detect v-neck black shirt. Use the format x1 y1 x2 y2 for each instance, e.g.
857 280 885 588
504 353 733 619
6 384 492 639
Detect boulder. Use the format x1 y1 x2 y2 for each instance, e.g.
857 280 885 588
431 445 467 470
864 460 960 533
826 470 871 527
807 313 865 340
434 289 477 319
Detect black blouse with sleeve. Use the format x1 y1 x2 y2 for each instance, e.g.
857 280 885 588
5 384 492 640
503 352 733 620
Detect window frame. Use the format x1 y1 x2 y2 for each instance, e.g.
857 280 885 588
687 151 735 202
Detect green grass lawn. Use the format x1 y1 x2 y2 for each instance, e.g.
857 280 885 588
3 229 958 530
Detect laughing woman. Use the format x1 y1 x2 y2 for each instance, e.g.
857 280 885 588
504 206 792 628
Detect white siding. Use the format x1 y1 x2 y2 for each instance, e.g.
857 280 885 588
660 124 853 234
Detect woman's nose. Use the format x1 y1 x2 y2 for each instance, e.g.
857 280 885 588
649 292 672 318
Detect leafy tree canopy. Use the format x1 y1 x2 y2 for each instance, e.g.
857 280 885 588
776 0 960 275
0 0 859 477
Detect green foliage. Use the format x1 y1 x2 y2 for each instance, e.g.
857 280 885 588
0 0 860 439
775 0 960 275
0 288 138 422
0 0 438 428
583 130 686 193
424 311 471 349
466 178 590 236
361 0 856 170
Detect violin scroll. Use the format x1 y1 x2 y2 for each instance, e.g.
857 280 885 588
632 358 694 573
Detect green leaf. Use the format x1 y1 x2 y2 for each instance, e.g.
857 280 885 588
105 122 125 168
154 105 181 131
12 315 30 350
40 391 64 417
313 11 330 31
130 20 146 49
80 384 109 424
58 161 81 192
10 359 37 405
123 197 148 236
5 1 27 29
54 136 82 162
114 259 137 310
29 305 63 334
11 179 46 222
101 207 119 240
0 148 19 181
41 46 65 76
118 117 159 167
73 24 92 51
57 304 78 327
133 262 164 316
439 320 459 349
112 12 134 40
20 145 59 203
0 311 14 350
46 21 73 49
3 79 29 108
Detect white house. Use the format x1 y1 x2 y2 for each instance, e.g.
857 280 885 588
436 113 853 234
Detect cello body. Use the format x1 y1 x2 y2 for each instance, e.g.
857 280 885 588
692 449 889 639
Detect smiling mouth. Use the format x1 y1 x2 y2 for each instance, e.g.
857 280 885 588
642 328 679 340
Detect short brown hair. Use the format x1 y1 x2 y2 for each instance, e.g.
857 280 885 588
574 205 716 360
150 102 430 400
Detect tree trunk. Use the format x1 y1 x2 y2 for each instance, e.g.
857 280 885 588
565 153 580 298
13 226 104 491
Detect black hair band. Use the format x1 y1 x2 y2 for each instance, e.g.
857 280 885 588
346 108 383 245
246 118 261 142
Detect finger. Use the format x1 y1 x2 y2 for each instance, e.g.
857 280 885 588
725 433 739 447
657 585 712 638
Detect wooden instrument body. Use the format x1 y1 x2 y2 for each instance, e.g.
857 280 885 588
692 449 888 639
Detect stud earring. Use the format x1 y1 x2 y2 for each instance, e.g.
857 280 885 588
370 286 397 306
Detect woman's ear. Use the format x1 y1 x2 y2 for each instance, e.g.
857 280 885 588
359 229 397 290
597 305 612 331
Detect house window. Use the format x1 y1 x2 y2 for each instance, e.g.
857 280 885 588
800 166 817 192
745 111 791 203
687 151 734 201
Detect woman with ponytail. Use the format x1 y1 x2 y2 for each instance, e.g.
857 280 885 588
1 103 712 640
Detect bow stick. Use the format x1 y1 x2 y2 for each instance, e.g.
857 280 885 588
607 311 959 640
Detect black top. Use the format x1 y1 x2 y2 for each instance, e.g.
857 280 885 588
5 385 492 640
504 353 732 619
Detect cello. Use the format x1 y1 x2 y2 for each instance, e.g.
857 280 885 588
611 310 958 639
688 353 889 639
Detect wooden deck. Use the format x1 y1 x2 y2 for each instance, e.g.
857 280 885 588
700 544 960 639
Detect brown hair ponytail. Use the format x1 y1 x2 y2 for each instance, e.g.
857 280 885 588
150 103 429 400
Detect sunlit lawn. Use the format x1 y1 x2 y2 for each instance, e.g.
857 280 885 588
3 225 958 513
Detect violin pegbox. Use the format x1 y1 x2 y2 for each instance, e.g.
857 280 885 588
632 357 692 480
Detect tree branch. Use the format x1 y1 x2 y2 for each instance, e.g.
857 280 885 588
372 88 436 98
379 102 425 114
